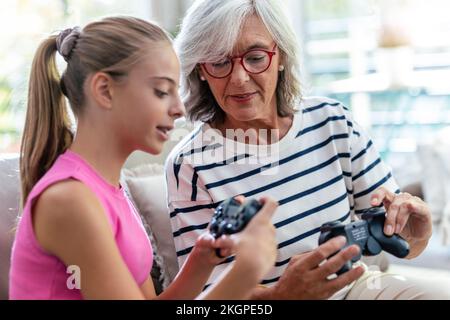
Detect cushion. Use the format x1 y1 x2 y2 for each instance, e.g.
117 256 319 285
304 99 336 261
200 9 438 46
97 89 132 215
122 164 179 292
417 127 450 245
0 155 21 300
416 144 447 223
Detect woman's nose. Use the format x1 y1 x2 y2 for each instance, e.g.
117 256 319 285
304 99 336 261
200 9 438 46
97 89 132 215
229 59 250 86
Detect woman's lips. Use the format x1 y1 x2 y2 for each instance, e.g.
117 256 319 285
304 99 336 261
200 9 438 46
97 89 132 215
229 92 257 103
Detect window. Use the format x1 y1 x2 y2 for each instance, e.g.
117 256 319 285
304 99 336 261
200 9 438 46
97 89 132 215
289 0 450 186
0 0 152 153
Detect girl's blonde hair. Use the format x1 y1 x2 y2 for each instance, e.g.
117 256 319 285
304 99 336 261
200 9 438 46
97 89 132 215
20 16 171 205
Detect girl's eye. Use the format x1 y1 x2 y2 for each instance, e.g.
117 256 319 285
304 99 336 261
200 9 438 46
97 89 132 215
154 89 169 98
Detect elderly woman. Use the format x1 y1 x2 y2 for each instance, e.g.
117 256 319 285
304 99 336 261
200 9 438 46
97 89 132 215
166 0 445 299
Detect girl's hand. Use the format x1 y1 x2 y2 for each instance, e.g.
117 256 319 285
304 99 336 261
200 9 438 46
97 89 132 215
233 196 278 280
193 232 236 265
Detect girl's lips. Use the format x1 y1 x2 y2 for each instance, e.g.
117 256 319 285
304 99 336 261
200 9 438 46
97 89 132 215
156 126 173 141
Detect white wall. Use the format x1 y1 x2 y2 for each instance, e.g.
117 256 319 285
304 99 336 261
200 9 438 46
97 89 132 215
150 0 194 32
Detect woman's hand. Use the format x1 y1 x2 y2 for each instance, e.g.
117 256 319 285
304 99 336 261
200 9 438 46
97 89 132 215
371 187 432 257
268 236 364 300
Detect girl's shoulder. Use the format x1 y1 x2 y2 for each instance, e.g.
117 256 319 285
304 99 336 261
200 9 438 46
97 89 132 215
32 179 110 255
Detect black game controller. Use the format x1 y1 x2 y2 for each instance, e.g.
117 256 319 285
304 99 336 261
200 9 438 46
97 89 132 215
318 207 410 275
210 197 262 257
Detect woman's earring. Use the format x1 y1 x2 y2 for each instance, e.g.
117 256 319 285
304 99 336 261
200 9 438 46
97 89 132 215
278 65 285 72
200 76 206 81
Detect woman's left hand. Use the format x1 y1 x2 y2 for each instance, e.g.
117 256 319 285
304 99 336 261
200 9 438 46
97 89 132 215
370 187 432 244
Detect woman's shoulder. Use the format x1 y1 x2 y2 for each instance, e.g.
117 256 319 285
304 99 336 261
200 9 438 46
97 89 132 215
296 96 357 137
300 96 350 116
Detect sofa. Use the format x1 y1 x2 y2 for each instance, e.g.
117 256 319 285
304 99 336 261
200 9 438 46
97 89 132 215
0 118 408 299
0 153 179 298
0 137 187 300
0 155 21 300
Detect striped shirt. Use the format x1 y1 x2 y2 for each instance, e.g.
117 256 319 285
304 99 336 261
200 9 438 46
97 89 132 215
165 96 399 298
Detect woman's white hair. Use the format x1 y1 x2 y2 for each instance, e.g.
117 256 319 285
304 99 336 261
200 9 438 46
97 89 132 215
175 0 302 123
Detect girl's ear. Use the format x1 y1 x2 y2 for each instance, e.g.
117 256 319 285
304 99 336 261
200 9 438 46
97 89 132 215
90 72 114 110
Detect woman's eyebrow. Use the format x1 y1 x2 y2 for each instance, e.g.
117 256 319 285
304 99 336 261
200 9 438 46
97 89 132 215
242 42 272 51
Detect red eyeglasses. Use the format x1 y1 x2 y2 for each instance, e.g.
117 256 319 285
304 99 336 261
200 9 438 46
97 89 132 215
201 44 277 79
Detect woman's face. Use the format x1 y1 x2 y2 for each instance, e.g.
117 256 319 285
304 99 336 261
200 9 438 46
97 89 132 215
200 15 281 127
111 43 185 155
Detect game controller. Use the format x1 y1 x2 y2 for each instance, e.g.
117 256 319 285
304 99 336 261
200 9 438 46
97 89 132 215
210 197 262 238
318 206 410 275
209 197 262 257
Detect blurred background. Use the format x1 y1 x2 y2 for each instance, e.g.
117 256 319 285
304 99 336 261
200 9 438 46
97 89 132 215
1 0 449 276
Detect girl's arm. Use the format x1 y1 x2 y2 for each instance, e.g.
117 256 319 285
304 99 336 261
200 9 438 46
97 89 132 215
34 181 277 300
158 197 278 300
159 245 261 300
157 233 235 300
34 180 151 299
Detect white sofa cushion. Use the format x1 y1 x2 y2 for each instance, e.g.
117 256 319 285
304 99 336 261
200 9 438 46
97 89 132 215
122 164 179 290
417 127 450 245
0 155 21 300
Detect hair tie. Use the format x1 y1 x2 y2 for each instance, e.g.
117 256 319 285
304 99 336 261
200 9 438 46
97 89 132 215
56 27 81 62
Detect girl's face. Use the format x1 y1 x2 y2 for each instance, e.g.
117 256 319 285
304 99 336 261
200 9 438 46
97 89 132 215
110 43 185 155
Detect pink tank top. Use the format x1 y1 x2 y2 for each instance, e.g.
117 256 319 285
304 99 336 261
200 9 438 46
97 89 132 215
9 150 153 299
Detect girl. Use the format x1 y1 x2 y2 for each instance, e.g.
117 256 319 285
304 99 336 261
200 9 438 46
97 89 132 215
9 16 278 300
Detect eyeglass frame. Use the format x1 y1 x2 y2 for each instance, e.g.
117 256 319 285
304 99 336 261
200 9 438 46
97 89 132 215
200 44 278 79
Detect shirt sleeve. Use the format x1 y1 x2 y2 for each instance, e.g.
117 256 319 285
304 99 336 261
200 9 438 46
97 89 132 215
343 106 400 214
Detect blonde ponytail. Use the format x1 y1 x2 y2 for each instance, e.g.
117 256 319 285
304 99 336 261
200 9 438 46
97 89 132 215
20 36 73 205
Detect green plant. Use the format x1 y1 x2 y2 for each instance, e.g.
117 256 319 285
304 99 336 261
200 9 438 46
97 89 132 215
0 79 12 114
0 78 20 146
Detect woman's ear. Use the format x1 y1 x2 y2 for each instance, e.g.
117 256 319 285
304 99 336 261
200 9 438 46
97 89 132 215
90 72 114 110
277 51 286 71
197 66 207 81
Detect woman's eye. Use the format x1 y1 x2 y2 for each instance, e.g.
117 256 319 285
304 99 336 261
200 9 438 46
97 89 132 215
212 60 230 68
245 55 265 63
154 89 169 98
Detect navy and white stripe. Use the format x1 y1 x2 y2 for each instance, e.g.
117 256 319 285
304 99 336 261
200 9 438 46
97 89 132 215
165 96 398 292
